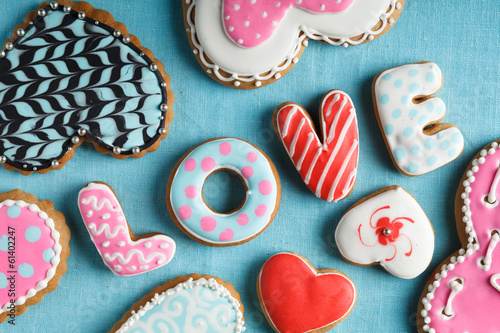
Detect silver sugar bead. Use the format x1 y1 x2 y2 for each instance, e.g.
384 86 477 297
38 8 47 17
113 147 122 154
132 147 140 155
23 164 28 169
63 5 71 13
0 50 5 58
17 29 25 37
33 167 38 171
78 12 86 20
158 128 167 135
50 1 59 10
51 160 60 168
149 63 158 71
78 128 87 136
71 136 80 144
160 82 166 88
0 156 6 164
122 36 131 44
113 29 121 37
160 103 168 112
5 43 13 51
383 228 392 236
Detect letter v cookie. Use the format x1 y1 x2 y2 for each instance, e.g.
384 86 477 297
78 182 175 276
373 62 464 176
273 90 359 202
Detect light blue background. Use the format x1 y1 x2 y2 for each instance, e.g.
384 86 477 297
0 1 499 332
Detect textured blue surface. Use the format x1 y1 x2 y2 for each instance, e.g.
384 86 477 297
0 1 499 332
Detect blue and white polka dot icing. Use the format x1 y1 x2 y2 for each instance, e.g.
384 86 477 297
374 62 464 176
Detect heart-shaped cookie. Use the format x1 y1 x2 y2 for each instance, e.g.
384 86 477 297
417 140 500 332
78 182 175 276
110 274 245 333
0 190 70 322
336 186 435 279
0 1 173 174
273 90 359 202
257 252 356 333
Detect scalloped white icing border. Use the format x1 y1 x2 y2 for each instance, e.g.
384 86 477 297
419 141 500 333
185 0 400 86
0 200 62 313
116 277 245 333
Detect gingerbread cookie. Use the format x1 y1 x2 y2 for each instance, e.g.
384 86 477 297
417 140 500 332
273 90 359 202
257 252 356 333
110 274 245 332
0 1 174 174
373 62 464 176
183 0 405 89
0 190 70 322
336 186 435 279
167 138 281 247
78 182 176 276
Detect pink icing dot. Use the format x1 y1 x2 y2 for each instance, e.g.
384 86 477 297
184 158 196 171
178 206 192 220
259 180 272 195
255 204 267 217
237 214 249 226
219 228 234 242
219 142 232 155
201 157 216 172
184 185 198 199
242 166 253 179
200 216 217 232
247 152 257 162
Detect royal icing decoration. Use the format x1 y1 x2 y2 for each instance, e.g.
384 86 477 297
0 2 171 173
185 0 404 88
223 0 354 48
168 138 279 246
116 277 245 333
258 252 356 333
335 186 435 279
373 62 464 176
419 140 500 332
78 183 175 276
0 199 62 314
274 90 358 202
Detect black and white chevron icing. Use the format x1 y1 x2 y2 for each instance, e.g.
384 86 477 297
0 3 169 171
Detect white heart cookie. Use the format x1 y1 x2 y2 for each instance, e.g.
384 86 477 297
335 186 434 279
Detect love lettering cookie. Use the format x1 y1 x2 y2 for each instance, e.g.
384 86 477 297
417 139 500 332
336 186 435 279
78 182 175 276
373 62 464 176
0 190 70 322
167 138 281 247
183 0 405 89
110 274 245 332
0 0 174 175
273 90 359 202
257 252 356 333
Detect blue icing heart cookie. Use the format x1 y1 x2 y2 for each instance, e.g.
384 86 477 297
114 275 245 333
0 2 173 173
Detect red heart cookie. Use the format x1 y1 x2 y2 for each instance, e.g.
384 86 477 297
257 252 356 333
273 90 359 202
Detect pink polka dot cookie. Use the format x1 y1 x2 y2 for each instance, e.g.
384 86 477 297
183 0 405 89
167 138 281 246
0 190 70 322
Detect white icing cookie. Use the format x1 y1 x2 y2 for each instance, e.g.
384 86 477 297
183 0 405 89
335 186 435 279
373 62 465 176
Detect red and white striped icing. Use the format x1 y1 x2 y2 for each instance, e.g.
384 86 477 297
78 183 176 276
275 90 359 202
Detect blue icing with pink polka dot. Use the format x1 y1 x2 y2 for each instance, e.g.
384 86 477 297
169 138 279 245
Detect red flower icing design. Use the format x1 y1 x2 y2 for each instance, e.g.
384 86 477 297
359 206 414 261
